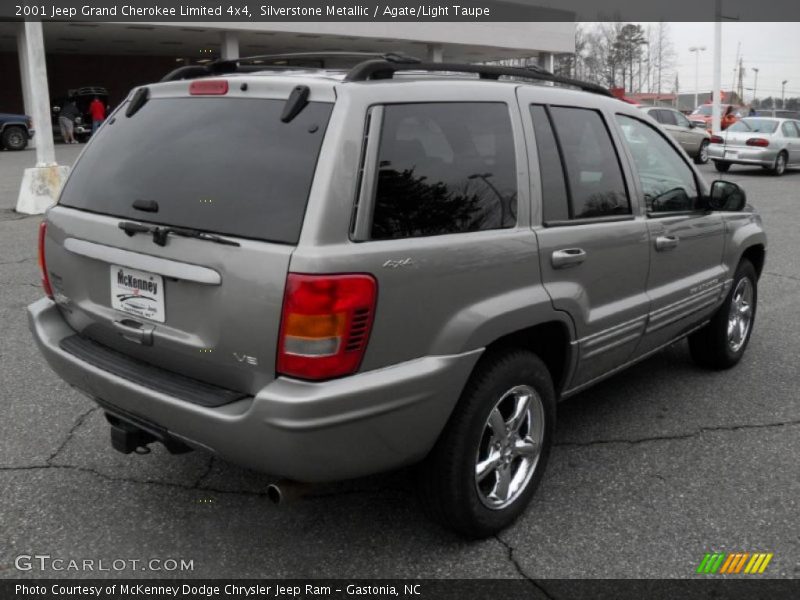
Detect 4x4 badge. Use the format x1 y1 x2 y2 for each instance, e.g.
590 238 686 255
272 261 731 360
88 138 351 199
382 258 414 269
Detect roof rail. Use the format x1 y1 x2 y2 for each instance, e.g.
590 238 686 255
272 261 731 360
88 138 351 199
160 52 420 82
344 60 612 97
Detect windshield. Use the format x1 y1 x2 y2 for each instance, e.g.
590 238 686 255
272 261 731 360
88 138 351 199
59 96 332 244
692 105 713 116
728 119 779 133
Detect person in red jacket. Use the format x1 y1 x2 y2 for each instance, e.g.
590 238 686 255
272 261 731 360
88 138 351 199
89 97 106 134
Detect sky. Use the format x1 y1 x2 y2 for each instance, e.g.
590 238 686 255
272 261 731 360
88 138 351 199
651 22 800 101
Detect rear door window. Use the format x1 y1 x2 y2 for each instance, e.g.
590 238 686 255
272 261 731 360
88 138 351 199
370 102 517 240
58 97 332 244
547 106 630 219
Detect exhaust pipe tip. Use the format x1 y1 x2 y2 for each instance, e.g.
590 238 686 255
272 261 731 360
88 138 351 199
266 480 312 505
266 483 283 505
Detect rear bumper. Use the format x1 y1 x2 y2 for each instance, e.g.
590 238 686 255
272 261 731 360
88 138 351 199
28 298 481 482
708 145 779 166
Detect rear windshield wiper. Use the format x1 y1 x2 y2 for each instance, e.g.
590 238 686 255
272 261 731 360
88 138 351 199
118 221 240 247
158 226 240 247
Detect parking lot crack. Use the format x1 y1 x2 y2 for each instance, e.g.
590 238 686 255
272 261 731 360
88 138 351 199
556 418 800 448
494 534 557 599
194 455 215 488
0 256 35 265
47 406 100 464
763 271 800 283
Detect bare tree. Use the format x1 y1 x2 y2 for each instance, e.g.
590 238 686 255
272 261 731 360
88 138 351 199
650 22 676 95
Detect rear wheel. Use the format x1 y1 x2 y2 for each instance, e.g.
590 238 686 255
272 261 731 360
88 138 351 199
694 140 710 165
689 260 757 369
713 160 731 173
772 152 787 176
1 126 28 151
418 349 556 538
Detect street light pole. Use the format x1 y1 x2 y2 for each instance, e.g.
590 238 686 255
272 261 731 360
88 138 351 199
782 80 788 109
752 67 759 105
689 46 706 110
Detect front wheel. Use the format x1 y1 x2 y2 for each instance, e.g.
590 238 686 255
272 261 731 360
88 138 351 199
689 260 757 369
694 140 710 165
714 160 731 173
1 126 28 151
418 350 556 538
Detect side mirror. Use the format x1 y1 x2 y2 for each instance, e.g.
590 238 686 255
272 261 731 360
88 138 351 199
708 180 746 212
688 121 697 128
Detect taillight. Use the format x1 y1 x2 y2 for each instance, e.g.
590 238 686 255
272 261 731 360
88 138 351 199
189 79 228 95
277 274 377 380
746 137 770 147
38 221 54 299
710 135 724 144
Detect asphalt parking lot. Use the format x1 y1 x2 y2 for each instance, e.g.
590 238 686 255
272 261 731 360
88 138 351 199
1 145 798 582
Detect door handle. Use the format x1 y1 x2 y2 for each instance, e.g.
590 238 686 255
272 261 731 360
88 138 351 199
113 319 154 345
551 248 587 269
655 235 680 251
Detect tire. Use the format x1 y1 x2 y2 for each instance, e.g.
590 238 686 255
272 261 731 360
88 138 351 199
418 349 556 538
689 260 757 369
1 126 28 151
772 152 787 176
694 140 710 165
713 160 731 173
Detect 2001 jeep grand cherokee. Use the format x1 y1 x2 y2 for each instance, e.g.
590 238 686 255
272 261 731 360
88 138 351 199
28 54 766 537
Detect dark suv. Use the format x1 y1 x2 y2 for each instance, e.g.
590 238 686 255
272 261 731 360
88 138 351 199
0 112 34 150
29 54 766 537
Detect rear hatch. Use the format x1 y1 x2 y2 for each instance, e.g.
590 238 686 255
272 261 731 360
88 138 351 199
45 80 333 395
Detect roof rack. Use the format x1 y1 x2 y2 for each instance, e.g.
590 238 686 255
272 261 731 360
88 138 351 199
344 60 612 97
160 52 420 82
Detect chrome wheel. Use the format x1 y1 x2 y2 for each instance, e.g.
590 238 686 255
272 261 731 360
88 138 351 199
474 384 544 510
727 277 753 353
775 153 786 175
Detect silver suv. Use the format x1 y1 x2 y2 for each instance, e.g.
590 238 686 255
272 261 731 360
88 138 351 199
29 54 766 538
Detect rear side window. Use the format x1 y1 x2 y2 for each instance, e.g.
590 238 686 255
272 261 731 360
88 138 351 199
547 106 630 219
370 102 517 240
59 97 332 244
658 109 678 126
781 122 799 138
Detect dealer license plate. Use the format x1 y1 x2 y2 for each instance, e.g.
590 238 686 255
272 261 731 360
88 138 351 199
110 265 165 323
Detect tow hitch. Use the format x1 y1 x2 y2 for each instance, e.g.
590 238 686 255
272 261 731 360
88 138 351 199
105 412 192 455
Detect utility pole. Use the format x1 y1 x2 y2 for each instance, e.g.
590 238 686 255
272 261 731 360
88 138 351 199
689 46 706 110
782 80 789 109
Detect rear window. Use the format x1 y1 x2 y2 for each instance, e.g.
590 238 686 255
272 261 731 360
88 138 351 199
59 96 332 244
728 118 779 133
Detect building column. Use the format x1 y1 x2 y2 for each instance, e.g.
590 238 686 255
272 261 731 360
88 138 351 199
16 21 69 215
221 31 239 60
427 43 443 63
16 24 35 148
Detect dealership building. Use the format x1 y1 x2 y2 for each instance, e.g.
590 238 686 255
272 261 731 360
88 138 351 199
1 18 575 212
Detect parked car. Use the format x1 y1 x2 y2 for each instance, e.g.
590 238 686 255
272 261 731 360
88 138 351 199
29 54 766 538
755 109 800 120
51 86 109 143
642 106 711 164
709 117 800 175
689 103 746 131
0 112 34 150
